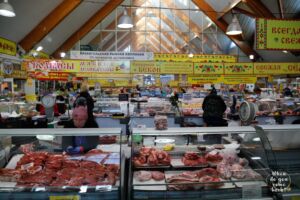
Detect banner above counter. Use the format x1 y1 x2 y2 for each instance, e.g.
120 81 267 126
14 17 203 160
23 59 299 75
154 53 237 63
0 37 17 56
70 51 154 61
256 18 300 50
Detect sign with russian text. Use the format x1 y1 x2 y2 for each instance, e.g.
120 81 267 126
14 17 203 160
30 71 69 81
256 18 300 50
222 76 257 84
76 73 131 78
224 63 254 75
154 53 237 63
24 59 78 72
0 37 16 56
131 61 161 74
160 62 193 74
254 63 300 75
70 51 154 60
194 63 224 74
188 75 223 84
79 60 130 73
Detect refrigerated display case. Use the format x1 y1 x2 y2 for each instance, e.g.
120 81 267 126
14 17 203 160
129 127 274 200
0 128 124 200
255 125 300 199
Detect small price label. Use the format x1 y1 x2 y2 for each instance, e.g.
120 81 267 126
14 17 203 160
49 195 80 200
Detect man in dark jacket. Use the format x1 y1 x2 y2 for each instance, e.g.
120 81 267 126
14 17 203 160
202 90 227 144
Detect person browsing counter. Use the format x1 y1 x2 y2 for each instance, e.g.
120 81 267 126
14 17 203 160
62 105 99 154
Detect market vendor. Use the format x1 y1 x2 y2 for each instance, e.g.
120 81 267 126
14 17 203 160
62 105 98 154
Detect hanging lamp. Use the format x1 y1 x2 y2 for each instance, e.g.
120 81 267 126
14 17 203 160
0 0 15 17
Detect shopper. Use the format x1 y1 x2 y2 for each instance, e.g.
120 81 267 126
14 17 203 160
62 105 98 154
202 88 227 143
74 84 95 120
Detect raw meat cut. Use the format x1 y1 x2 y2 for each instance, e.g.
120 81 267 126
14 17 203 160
134 171 152 182
151 171 165 181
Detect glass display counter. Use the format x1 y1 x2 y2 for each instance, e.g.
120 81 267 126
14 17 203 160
129 127 273 200
0 128 124 200
255 125 300 199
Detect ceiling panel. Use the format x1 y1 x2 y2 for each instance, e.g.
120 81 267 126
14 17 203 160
204 0 242 18
39 0 109 54
0 0 63 43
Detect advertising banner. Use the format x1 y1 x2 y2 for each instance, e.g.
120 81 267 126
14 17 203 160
194 63 224 74
188 75 223 84
154 53 237 63
131 61 161 74
79 60 130 73
224 63 254 75
256 18 300 50
254 62 300 75
76 73 131 78
160 62 193 74
222 76 257 84
0 37 16 56
70 51 154 61
29 71 70 81
24 59 79 72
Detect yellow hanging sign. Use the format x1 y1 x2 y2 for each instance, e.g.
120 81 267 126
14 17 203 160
222 76 257 84
254 63 300 75
160 62 193 74
194 63 224 74
154 53 237 63
131 61 161 74
256 18 300 50
224 63 254 75
188 75 223 84
114 79 130 87
0 37 16 56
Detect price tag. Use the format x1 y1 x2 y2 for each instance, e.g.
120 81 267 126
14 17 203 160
292 197 300 200
242 184 261 199
95 185 112 192
49 195 80 200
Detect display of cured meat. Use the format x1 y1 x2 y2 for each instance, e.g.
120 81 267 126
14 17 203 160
181 152 207 166
166 168 222 191
1 151 120 188
133 147 171 167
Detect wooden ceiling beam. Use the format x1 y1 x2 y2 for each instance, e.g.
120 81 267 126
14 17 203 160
243 0 275 18
192 0 260 59
19 0 82 52
52 0 124 58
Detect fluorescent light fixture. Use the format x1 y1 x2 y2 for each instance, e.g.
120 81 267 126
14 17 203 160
252 137 260 142
226 15 242 35
118 10 133 29
60 52 66 58
0 0 15 17
36 46 43 52
188 53 194 58
251 156 261 160
249 54 254 60
282 50 288 53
